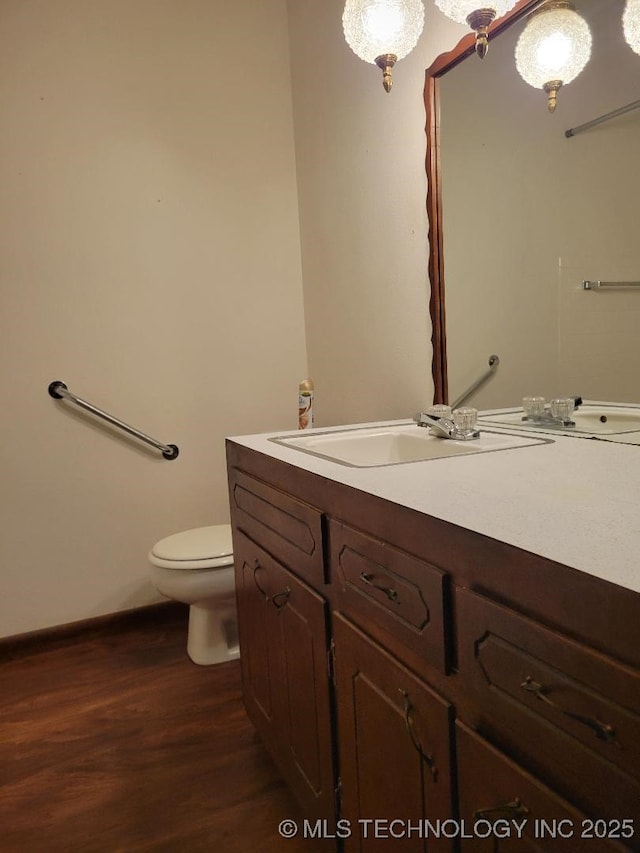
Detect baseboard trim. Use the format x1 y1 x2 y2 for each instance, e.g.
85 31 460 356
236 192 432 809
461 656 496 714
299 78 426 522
0 601 188 663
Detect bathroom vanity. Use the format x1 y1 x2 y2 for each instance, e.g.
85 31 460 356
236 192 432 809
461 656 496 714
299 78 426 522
226 418 640 851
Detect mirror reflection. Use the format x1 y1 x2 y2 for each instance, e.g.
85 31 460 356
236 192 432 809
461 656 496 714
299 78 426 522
432 0 640 409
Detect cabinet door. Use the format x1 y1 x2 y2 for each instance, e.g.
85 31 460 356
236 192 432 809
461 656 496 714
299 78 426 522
333 614 454 853
234 530 335 824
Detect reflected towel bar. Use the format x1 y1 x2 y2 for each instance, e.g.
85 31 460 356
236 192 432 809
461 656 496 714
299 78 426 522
48 380 179 460
582 280 640 290
451 354 500 409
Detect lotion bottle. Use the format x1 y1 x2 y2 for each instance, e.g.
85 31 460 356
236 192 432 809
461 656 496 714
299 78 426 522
298 379 314 430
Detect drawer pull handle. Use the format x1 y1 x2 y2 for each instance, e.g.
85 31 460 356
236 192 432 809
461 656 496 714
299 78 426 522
520 676 619 746
272 588 291 609
360 572 398 602
474 798 529 820
399 689 438 781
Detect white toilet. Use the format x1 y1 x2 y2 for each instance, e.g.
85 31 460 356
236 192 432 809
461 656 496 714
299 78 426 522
148 524 239 666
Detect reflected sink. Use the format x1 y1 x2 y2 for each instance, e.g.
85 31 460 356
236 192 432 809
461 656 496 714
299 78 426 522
270 423 552 467
478 403 640 436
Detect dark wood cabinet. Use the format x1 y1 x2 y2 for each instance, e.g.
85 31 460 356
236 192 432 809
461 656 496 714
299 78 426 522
226 444 640 852
329 519 451 676
457 587 640 832
333 614 454 852
456 722 632 852
234 529 335 826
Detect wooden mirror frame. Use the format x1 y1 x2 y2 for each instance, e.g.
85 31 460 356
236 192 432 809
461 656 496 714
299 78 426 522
424 0 546 404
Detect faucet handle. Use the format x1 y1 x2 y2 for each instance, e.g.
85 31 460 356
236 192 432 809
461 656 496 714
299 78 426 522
453 407 478 432
426 404 452 419
550 398 575 420
522 396 546 417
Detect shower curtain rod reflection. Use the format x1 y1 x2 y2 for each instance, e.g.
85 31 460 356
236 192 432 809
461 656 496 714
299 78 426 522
48 380 179 460
565 98 640 138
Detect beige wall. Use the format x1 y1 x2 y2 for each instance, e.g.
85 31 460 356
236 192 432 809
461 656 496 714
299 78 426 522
287 0 464 425
0 1 467 638
0 0 308 637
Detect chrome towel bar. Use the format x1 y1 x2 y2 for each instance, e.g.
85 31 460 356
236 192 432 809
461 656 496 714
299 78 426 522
582 280 640 290
48 381 179 460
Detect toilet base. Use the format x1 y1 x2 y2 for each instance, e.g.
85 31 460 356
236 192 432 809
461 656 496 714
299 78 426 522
187 598 240 666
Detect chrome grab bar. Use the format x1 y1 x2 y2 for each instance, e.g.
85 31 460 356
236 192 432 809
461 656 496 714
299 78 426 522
48 381 179 460
450 354 500 409
582 280 640 290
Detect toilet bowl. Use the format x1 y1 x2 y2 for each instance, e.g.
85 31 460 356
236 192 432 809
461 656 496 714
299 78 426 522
148 524 239 666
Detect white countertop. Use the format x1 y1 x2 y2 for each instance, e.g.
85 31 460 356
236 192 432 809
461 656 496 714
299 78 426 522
229 414 640 595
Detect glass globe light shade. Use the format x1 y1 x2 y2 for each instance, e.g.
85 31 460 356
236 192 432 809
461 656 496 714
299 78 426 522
434 0 518 57
515 1 592 112
343 0 425 91
623 0 640 55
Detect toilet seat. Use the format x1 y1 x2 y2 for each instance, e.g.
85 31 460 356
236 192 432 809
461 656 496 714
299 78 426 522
149 524 233 570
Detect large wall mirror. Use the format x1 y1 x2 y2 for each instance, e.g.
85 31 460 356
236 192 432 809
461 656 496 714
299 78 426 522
426 0 640 409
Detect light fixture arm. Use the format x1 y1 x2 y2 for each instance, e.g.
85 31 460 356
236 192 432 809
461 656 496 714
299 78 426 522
543 79 563 112
375 53 398 92
466 8 497 58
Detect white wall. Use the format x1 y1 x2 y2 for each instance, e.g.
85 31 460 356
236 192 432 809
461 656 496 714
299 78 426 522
0 0 308 637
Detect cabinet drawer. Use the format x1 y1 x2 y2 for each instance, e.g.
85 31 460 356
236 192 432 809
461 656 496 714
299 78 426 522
330 520 449 674
229 468 324 586
456 722 631 852
457 588 640 828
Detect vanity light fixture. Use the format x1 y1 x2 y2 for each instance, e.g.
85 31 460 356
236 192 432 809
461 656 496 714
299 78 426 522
515 0 592 113
434 1 518 58
623 0 640 55
342 0 425 92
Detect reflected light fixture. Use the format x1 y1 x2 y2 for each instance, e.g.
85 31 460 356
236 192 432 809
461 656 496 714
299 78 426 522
342 0 425 92
515 0 592 113
623 0 640 55
434 1 518 58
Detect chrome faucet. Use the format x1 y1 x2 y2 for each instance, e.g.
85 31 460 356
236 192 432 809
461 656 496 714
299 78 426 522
414 411 480 441
521 396 582 429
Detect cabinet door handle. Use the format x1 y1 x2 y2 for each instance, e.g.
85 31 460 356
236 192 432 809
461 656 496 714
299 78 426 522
252 560 269 601
360 571 399 602
474 798 529 820
271 587 291 609
520 676 620 746
399 689 438 781
252 560 290 609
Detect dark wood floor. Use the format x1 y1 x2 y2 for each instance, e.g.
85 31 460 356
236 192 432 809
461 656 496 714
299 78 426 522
0 606 325 852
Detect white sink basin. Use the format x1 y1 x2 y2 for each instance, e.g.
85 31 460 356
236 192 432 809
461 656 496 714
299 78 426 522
479 404 640 436
270 423 552 467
